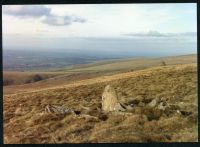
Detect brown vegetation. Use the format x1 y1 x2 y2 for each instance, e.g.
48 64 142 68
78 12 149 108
3 54 196 95
3 63 198 143
3 72 66 86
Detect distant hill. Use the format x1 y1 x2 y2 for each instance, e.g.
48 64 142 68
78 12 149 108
63 54 197 73
3 49 197 72
3 54 197 93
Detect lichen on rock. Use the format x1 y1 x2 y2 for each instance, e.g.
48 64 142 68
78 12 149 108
102 85 126 112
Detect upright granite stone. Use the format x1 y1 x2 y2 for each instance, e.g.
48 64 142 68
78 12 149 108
102 85 125 112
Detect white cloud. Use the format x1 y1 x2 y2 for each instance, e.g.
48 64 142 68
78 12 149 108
3 4 195 37
41 15 86 26
125 30 197 38
2 4 197 52
3 5 51 17
3 5 86 27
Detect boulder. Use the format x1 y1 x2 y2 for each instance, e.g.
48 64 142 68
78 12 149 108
102 85 126 112
148 98 159 108
44 104 76 115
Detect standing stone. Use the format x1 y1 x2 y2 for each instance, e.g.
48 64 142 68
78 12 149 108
102 85 125 112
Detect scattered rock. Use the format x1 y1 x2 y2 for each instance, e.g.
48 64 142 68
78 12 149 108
160 97 166 102
112 111 133 116
45 104 76 115
102 85 126 112
157 102 167 110
126 98 140 105
125 105 134 111
177 110 181 114
148 98 159 108
114 103 126 111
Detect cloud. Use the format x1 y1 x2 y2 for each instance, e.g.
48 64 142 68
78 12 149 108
125 30 197 38
3 5 51 18
127 31 168 37
180 32 197 36
42 15 86 26
3 5 86 26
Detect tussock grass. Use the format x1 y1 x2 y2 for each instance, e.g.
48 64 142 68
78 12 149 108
3 63 197 143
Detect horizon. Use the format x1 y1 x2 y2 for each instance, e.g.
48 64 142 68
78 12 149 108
2 3 197 57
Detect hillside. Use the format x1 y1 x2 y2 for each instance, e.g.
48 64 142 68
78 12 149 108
64 54 197 72
3 63 198 143
3 54 197 95
3 71 66 86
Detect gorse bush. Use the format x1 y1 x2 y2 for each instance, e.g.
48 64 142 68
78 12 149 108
161 61 167 66
3 79 14 86
25 74 44 83
33 74 43 82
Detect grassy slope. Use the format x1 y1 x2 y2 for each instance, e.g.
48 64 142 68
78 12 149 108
3 54 197 95
3 63 198 143
64 54 197 72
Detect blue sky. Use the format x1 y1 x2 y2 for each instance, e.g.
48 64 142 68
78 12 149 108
2 3 197 56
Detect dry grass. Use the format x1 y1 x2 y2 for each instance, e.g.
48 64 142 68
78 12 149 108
66 54 197 72
3 54 196 95
3 63 198 143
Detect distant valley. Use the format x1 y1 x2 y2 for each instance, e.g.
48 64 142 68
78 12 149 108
4 49 196 71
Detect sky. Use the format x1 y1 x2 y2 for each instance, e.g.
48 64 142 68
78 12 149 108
2 4 197 56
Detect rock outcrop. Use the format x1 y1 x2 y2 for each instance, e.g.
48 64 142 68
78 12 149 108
102 85 125 112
